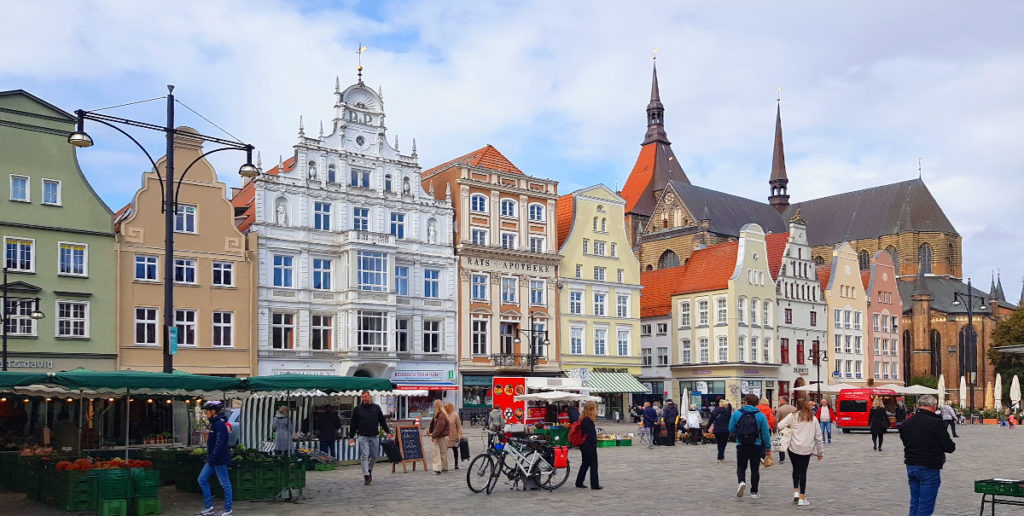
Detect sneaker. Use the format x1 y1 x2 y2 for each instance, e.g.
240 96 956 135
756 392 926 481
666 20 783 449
219 511 232 516
196 508 215 516
798 498 810 506
750 493 760 499
736 482 746 497
794 491 800 503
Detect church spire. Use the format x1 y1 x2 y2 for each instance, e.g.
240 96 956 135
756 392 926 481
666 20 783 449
642 58 670 145
768 90 790 214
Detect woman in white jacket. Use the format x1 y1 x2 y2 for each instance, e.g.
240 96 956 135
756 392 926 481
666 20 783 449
776 398 824 506
685 405 702 445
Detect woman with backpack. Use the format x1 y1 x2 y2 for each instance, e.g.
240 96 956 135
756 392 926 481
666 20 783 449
728 394 772 499
777 398 824 506
574 401 602 490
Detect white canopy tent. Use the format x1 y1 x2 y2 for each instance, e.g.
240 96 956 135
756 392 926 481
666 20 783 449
793 383 858 393
515 391 601 403
901 384 940 395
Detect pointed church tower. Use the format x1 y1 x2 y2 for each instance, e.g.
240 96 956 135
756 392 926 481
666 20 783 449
768 100 790 214
643 62 670 146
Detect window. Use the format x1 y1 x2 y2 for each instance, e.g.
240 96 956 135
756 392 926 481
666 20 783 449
9 175 28 201
313 258 332 290
843 310 851 329
42 179 61 205
500 232 517 250
763 338 770 363
844 335 852 353
680 301 691 327
529 279 545 305
571 327 584 355
699 338 710 364
594 267 606 281
797 340 806 364
617 295 629 318
134 307 158 345
834 308 841 328
873 314 880 332
854 336 862 354
697 300 709 326
641 347 652 366
619 330 632 356
834 334 842 354
390 213 405 239
174 309 197 346
763 303 770 326
471 318 488 355
501 277 517 303
528 203 544 221
357 251 387 291
58 243 87 276
575 264 582 278
270 313 294 349
135 255 158 281
569 291 582 314
593 241 606 256
471 194 488 213
855 360 862 378
780 338 790 364
4 237 33 272
327 164 337 183
529 236 545 253
384 174 392 191
500 323 515 354
892 362 899 379
918 243 932 274
395 265 409 295
582 239 589 254
617 269 623 283
737 297 745 324
681 339 692 364
500 198 517 218
173 259 197 284
854 311 861 330
716 298 727 324
881 315 889 333
594 328 607 355
422 320 441 353
610 243 617 257
273 255 294 287
738 336 746 363
352 207 369 231
656 323 668 335
810 340 820 365
601 218 607 232
56 301 88 337
592 217 598 231
350 168 371 187
2 298 35 336
357 311 387 351
174 204 196 233
593 293 606 316
751 337 760 362
874 337 881 355
314 202 331 230
212 261 233 287
424 269 440 298
810 311 817 326
785 308 793 325
212 312 233 347
396 318 410 352
717 336 728 363
471 228 488 246
750 299 758 325
640 324 651 336
655 345 668 365
472 274 488 300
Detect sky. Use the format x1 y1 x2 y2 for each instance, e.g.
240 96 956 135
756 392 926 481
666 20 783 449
3 0 1023 300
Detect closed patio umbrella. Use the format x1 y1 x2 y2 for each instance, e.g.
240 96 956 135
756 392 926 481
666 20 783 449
995 374 1002 411
937 374 946 407
1011 375 1021 411
959 376 968 407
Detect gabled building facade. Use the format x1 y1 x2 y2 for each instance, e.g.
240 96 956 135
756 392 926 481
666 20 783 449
0 90 116 372
864 251 903 385
116 128 257 376
817 242 868 385
639 267 685 405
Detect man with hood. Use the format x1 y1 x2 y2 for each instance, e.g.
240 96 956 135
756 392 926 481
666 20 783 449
348 391 391 485
196 401 232 516
661 400 679 446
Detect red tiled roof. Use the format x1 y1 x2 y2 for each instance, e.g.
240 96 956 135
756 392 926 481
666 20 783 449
764 232 790 281
113 203 132 233
263 156 296 176
232 181 256 232
555 194 574 250
619 143 657 214
421 144 523 179
816 266 832 295
677 241 739 294
641 267 688 318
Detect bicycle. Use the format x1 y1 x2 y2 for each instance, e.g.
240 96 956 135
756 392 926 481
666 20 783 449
466 430 570 494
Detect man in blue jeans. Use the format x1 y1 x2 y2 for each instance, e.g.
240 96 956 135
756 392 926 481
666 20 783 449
899 394 955 516
197 401 232 516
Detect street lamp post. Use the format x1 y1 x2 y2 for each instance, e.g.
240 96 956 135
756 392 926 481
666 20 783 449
2 266 46 371
68 87 258 373
808 339 827 402
952 278 987 413
513 314 551 375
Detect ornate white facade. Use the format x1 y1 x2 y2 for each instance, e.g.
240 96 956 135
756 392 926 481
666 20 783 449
246 76 457 399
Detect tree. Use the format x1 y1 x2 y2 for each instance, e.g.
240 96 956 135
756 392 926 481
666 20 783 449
909 375 938 389
988 308 1024 402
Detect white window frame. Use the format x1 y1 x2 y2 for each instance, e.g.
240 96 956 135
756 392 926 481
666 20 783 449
737 297 746 324
738 336 746 363
395 265 409 296
619 329 631 357
500 232 518 250
311 314 332 350
698 299 709 326
9 175 29 202
314 202 331 231
716 297 727 324
575 264 582 278
594 266 606 281
681 339 692 364
569 290 583 314
55 300 89 338
641 347 652 366
174 204 197 234
470 193 489 213
271 312 295 349
528 202 545 222
529 235 545 253
135 255 158 282
500 277 518 303
352 207 370 231
750 336 759 363
396 318 411 353
390 212 405 239
471 317 489 356
593 327 607 355
174 309 197 346
41 178 61 206
499 198 518 218
212 311 234 347
133 307 158 346
529 279 545 305
173 258 197 284
656 323 668 335
356 251 388 292
4 237 34 272
471 227 489 246
616 294 629 318
699 337 710 364
57 242 88 277
593 240 606 256
424 269 440 298
312 258 332 290
764 337 771 363
471 274 489 301
422 320 441 353
640 323 651 336
273 254 294 287
570 326 584 355
680 301 691 327
593 292 606 316
212 261 234 287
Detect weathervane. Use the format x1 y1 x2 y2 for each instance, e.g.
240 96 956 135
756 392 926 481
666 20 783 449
777 86 782 102
357 43 368 82
652 47 658 60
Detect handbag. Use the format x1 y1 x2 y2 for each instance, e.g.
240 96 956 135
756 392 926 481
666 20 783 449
459 438 470 460
763 453 774 468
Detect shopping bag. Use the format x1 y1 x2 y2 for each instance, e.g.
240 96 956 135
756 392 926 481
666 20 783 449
459 438 470 461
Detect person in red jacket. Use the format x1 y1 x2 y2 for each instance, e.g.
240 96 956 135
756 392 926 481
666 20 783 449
815 399 833 444
756 398 776 460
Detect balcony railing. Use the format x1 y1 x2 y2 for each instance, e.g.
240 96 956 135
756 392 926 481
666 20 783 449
490 353 539 369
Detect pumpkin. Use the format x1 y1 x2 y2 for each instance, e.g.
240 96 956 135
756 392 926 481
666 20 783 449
56 460 72 472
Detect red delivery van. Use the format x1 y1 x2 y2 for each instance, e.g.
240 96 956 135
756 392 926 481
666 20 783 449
835 388 898 432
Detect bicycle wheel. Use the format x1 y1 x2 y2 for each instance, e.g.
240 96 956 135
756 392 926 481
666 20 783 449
466 454 494 493
485 452 509 494
534 454 571 490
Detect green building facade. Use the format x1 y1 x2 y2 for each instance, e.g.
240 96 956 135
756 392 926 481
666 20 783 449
1 90 116 372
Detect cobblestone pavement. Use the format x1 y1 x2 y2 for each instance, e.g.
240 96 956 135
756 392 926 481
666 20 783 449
4 422 1023 515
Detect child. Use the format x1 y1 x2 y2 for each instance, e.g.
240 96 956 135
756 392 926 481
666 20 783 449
1009 413 1017 429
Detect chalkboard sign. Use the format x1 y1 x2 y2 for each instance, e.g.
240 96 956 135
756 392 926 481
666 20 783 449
393 425 427 473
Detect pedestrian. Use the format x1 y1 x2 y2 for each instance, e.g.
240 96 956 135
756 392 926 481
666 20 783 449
728 394 771 499
574 400 602 490
272 405 294 456
869 397 889 451
567 403 581 424
662 400 678 446
348 391 391 485
757 397 776 461
774 396 797 464
939 403 959 437
486 404 504 431
427 399 451 474
899 394 956 516
685 405 702 445
196 401 232 516
709 399 732 462
1009 413 1017 429
317 407 341 459
895 401 907 426
445 402 464 470
815 399 833 444
776 398 824 506
641 402 657 448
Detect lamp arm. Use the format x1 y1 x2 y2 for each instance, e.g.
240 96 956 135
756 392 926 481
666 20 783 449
81 115 166 206
173 146 246 205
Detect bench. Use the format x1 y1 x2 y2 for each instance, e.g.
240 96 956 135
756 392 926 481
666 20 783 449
975 479 1024 515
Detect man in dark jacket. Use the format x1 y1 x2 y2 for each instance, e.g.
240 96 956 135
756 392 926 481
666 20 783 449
197 401 232 516
641 402 657 448
318 407 342 459
662 400 679 446
567 403 581 424
348 392 390 485
899 394 955 516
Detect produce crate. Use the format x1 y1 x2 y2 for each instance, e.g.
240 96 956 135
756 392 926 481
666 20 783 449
91 468 130 500
0 452 18 490
49 470 98 511
314 462 336 471
285 461 306 489
596 440 617 448
974 479 1024 497
99 498 128 516
129 468 161 498
130 496 162 516
617 439 632 447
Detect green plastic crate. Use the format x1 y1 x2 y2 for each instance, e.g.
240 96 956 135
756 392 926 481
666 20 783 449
617 439 632 446
131 497 162 516
285 462 306 489
91 469 129 500
129 468 161 498
596 440 616 448
975 479 1024 497
99 498 128 516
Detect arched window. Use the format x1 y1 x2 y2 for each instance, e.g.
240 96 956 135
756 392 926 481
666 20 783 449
500 198 517 218
814 256 825 266
902 330 913 381
528 203 544 222
384 174 393 192
645 264 653 271
601 218 607 232
470 194 488 213
958 325 977 381
327 164 337 183
885 245 899 275
929 329 942 377
918 243 933 274
593 217 599 231
658 250 680 269
858 250 870 271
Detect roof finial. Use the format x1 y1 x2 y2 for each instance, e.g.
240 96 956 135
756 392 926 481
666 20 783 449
319 120 324 138
411 138 417 157
356 43 368 83
334 75 341 94
298 115 304 137
777 85 782 102
394 134 399 152
652 47 658 61
278 154 283 171
918 157 923 179
256 151 262 170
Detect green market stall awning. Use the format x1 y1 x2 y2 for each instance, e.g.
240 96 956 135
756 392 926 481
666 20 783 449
585 372 648 394
0 371 53 390
245 374 392 394
49 368 248 397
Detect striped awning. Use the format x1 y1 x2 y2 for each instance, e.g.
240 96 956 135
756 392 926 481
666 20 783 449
586 372 647 394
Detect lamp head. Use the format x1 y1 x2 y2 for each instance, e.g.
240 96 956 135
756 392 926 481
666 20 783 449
952 298 960 306
68 110 93 148
29 298 44 320
543 338 551 346
238 145 260 178
513 337 521 345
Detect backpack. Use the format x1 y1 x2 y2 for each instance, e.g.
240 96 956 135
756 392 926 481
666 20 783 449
735 411 760 446
568 421 585 446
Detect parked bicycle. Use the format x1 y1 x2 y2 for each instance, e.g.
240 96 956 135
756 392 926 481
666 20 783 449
466 430 570 494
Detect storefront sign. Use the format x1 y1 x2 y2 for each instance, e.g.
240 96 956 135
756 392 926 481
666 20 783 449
793 367 810 375
592 367 628 373
395 385 459 391
695 381 708 393
393 370 445 381
743 369 761 375
6 360 55 369
694 370 714 375
462 375 493 386
271 369 333 375
463 257 552 274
